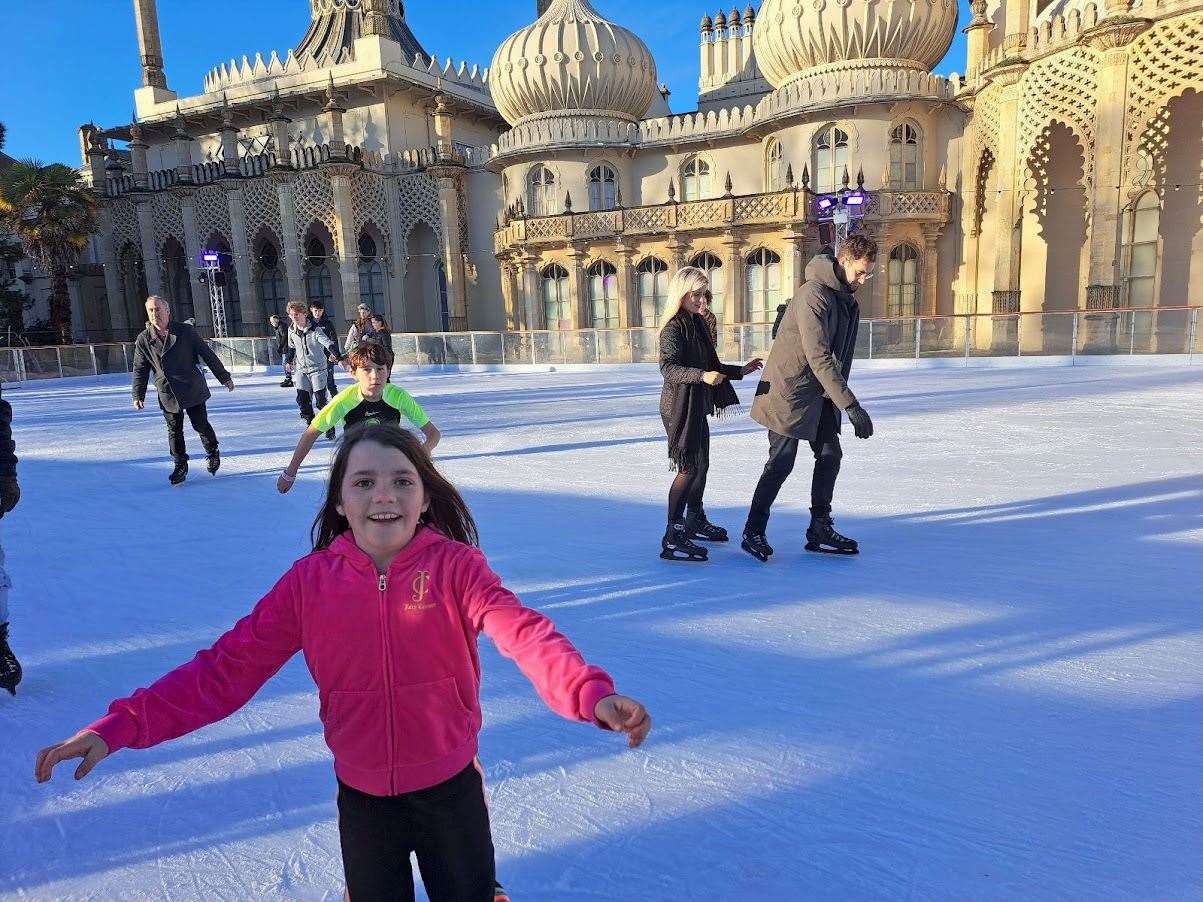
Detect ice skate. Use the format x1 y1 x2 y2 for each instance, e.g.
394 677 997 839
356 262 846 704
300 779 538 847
661 520 708 562
279 376 293 387
0 623 22 696
805 515 858 555
168 458 188 486
325 428 336 441
206 450 221 475
686 508 728 542
741 531 774 562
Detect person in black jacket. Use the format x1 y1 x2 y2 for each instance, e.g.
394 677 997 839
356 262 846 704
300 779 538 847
308 301 340 396
270 314 293 387
658 266 762 562
132 296 235 485
0 381 21 695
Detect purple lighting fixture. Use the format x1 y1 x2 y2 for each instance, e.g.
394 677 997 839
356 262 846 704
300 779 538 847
816 195 836 212
202 252 220 265
844 191 866 207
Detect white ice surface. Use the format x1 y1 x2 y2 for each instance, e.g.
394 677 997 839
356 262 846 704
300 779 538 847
1 365 1201 901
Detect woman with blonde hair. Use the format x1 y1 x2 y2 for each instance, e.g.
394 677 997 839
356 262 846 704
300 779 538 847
657 266 762 561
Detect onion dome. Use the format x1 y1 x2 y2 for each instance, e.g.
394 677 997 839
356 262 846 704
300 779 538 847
744 5 756 24
489 0 658 127
295 0 426 64
715 10 727 29
701 13 713 32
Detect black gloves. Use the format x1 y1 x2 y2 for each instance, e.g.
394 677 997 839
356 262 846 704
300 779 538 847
846 404 874 440
0 479 19 518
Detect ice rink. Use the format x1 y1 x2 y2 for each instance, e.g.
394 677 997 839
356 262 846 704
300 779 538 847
1 363 1201 900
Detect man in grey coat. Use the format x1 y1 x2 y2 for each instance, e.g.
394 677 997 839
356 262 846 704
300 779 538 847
742 234 878 560
132 296 235 485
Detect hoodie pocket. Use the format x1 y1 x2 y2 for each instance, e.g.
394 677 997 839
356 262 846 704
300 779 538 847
391 676 474 767
322 688 389 773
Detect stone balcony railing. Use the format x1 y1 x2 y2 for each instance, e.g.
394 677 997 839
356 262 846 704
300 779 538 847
494 189 952 254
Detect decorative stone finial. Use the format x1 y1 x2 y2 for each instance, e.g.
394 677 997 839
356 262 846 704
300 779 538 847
724 172 734 196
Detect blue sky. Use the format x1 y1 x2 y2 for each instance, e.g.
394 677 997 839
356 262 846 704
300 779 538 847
2 0 971 166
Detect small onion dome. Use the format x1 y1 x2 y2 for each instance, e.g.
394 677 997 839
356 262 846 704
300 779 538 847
730 8 741 27
744 4 755 24
701 13 713 32
715 10 727 28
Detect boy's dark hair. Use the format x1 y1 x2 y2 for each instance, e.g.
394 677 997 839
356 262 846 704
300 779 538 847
309 300 325 312
837 234 878 264
312 425 478 551
348 341 394 371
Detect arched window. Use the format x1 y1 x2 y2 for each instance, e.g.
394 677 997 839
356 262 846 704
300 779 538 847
637 257 670 326
161 238 194 323
304 236 333 306
886 244 920 317
681 156 711 202
813 125 849 194
745 248 782 323
691 252 726 324
528 165 556 217
256 241 286 319
541 263 571 330
765 139 786 192
357 232 385 310
1123 191 1160 306
589 164 618 211
889 122 922 190
588 261 620 329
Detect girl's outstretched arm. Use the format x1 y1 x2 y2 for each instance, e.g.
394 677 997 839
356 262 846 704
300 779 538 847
279 427 322 493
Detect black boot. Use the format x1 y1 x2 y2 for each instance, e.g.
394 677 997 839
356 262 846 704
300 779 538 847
169 458 189 486
0 623 22 696
206 449 220 475
661 519 708 562
686 508 729 542
279 376 294 387
325 428 336 441
741 531 774 562
806 515 858 555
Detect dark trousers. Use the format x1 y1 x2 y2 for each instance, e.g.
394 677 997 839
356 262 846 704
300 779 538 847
295 388 330 423
745 400 842 534
326 360 338 396
668 424 710 522
337 763 496 902
162 402 218 463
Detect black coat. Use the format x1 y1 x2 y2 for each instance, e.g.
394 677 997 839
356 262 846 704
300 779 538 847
0 385 16 483
312 314 339 349
659 311 743 469
272 322 289 355
132 321 232 414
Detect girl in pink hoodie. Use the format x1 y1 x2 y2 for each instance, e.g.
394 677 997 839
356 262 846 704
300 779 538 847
35 424 652 901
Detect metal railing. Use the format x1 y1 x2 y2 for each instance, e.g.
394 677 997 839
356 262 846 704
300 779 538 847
1 307 1198 383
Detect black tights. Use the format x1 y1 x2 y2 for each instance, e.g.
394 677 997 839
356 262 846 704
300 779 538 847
668 427 710 523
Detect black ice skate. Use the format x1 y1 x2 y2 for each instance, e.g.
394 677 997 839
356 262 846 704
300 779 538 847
169 459 189 486
805 515 858 555
741 531 774 562
686 509 729 542
0 623 22 696
325 428 336 441
279 376 294 387
206 450 221 475
661 520 708 562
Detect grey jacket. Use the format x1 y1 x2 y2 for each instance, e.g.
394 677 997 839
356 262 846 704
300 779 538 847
287 323 341 393
750 254 861 441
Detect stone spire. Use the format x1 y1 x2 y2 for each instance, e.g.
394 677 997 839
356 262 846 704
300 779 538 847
132 0 168 89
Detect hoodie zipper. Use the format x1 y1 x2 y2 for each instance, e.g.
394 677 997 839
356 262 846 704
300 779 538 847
378 572 396 794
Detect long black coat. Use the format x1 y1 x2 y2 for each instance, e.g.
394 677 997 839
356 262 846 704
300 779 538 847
659 311 743 468
750 254 861 441
132 321 232 413
0 385 16 483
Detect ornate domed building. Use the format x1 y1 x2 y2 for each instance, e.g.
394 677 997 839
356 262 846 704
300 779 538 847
79 0 1203 354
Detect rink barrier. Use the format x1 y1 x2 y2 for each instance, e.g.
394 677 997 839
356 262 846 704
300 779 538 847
0 307 1198 383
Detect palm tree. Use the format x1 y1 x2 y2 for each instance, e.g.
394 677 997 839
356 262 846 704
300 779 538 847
0 161 97 343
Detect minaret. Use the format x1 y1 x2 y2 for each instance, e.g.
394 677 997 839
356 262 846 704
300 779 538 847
132 0 176 114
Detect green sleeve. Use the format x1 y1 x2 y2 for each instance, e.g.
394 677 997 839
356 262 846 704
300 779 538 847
384 384 431 429
311 386 363 432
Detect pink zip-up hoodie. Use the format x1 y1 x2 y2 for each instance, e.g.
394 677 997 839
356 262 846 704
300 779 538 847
87 527 617 796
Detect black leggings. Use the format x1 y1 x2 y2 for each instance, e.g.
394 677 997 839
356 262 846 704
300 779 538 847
338 763 495 902
668 424 710 523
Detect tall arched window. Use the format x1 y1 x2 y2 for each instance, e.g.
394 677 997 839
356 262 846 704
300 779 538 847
813 125 849 193
637 257 670 325
765 139 786 192
304 236 334 306
691 252 726 324
889 122 922 190
256 241 286 319
588 261 620 328
745 248 782 323
1123 191 1160 306
528 165 556 217
161 237 194 323
357 232 385 310
887 244 920 317
589 164 618 211
541 263 571 330
681 156 711 202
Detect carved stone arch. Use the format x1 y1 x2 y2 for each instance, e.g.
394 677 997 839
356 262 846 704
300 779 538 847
357 219 391 264
301 221 338 262
250 225 287 320
118 241 148 327
1022 121 1090 231
1016 49 1099 194
159 236 194 322
973 147 997 236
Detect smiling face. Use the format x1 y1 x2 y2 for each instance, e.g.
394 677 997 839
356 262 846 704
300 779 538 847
353 361 390 400
681 287 710 316
336 440 429 569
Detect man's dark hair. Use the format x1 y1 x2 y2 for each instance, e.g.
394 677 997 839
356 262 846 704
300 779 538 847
837 234 878 263
309 300 325 312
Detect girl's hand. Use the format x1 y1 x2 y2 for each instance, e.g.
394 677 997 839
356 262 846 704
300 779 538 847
742 358 764 376
595 695 652 748
35 731 110 783
702 371 726 386
277 471 296 494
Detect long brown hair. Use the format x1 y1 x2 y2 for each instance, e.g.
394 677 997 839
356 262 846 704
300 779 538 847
311 424 479 550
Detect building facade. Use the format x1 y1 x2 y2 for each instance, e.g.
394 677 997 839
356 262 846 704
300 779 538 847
78 0 1203 343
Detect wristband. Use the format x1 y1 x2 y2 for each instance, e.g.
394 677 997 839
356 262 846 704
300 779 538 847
280 471 296 482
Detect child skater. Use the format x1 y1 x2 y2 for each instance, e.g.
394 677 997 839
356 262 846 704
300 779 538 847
277 342 440 495
286 300 350 440
35 424 651 902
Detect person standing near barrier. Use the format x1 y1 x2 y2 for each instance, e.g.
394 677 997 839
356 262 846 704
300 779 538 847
741 235 877 561
0 381 22 695
308 301 340 397
132 296 234 486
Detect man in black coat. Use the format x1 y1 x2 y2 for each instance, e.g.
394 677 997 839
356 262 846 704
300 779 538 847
0 381 21 694
270 314 293 387
308 300 340 397
742 234 878 560
132 295 235 485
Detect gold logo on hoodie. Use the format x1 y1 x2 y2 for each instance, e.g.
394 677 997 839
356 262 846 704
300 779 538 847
407 570 433 610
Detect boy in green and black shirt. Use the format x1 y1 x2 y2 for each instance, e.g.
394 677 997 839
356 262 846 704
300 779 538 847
277 342 441 494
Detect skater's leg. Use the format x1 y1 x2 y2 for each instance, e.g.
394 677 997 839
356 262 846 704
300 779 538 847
337 779 416 902
809 402 842 518
410 764 496 902
744 431 799 534
296 389 316 423
162 405 187 462
314 389 330 411
326 361 338 396
184 403 218 456
685 427 711 517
